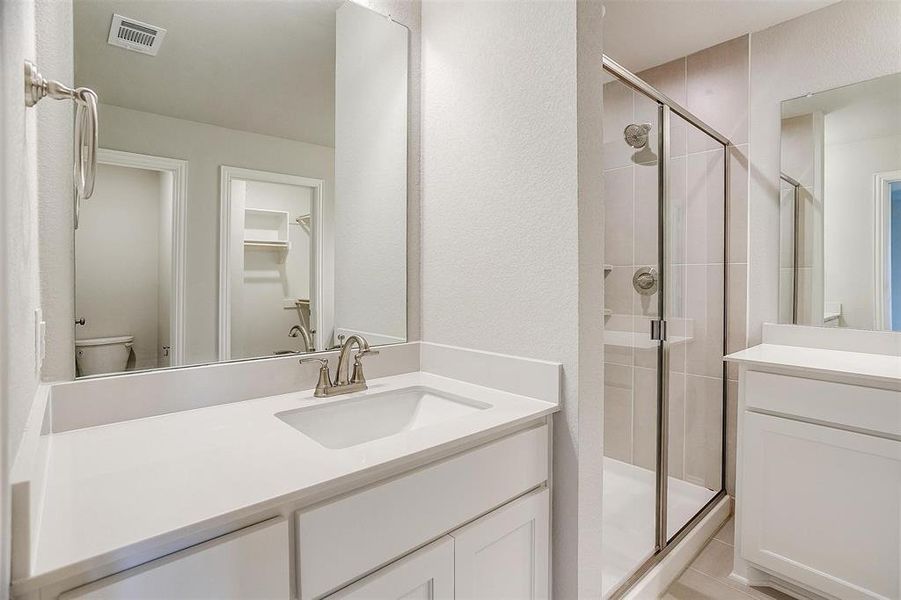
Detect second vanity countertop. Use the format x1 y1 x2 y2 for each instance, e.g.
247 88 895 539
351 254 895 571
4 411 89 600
725 343 901 387
26 371 557 588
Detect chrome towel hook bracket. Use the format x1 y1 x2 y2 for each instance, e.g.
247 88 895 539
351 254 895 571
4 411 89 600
25 60 98 229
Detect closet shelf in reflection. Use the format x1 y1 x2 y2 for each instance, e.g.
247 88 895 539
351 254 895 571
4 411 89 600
244 239 291 263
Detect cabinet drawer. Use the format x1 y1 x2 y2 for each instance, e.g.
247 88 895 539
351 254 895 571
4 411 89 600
60 518 290 599
297 424 548 599
741 412 900 600
744 370 901 437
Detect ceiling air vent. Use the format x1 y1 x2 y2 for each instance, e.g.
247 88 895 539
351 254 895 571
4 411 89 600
107 14 167 56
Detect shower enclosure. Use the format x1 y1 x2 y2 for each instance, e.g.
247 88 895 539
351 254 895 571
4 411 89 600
601 55 729 598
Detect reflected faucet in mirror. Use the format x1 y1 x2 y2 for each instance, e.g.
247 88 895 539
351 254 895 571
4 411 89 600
300 335 379 398
288 324 313 353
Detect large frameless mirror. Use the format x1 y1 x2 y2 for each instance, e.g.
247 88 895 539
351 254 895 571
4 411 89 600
71 0 408 376
779 72 901 331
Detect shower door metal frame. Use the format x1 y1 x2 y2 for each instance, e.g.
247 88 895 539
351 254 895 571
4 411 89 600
603 54 732 599
780 172 802 324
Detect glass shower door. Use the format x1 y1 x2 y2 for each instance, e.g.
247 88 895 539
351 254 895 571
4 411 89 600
601 77 664 596
664 113 725 541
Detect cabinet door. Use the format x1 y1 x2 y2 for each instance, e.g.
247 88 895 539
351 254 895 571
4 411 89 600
451 488 549 600
326 537 454 600
60 518 290 599
741 412 901 600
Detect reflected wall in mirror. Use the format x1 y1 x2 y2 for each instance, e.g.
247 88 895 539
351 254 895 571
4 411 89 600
779 72 901 331
72 0 408 377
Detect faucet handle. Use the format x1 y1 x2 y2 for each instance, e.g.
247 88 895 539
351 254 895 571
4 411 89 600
299 357 329 367
350 349 378 385
300 357 332 397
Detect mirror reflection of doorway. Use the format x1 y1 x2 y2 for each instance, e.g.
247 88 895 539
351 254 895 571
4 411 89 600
219 167 325 361
74 150 186 376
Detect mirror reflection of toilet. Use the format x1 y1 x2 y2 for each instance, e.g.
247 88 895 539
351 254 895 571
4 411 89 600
75 335 134 376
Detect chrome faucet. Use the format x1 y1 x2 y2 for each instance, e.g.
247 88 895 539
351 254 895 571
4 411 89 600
299 335 378 398
288 324 313 353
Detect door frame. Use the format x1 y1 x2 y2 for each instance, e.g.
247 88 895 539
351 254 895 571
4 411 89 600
95 149 188 366
873 169 901 330
218 166 324 360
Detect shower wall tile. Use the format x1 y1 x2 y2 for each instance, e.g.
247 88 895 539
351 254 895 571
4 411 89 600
632 366 659 472
726 263 748 381
634 161 660 267
604 80 634 170
728 145 749 264
781 114 816 188
669 155 688 266
604 362 634 462
686 35 749 152
639 59 688 159
796 186 818 268
686 149 726 265
685 375 725 490
604 166 634 266
668 371 686 478
605 314 634 366
685 264 725 378
606 267 634 316
778 267 794 323
726 380 738 495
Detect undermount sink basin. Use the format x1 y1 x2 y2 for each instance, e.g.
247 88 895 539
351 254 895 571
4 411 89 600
276 386 491 449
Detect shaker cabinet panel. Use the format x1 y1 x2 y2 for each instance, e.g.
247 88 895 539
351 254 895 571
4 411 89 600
741 412 900 600
59 518 290 600
451 488 550 600
325 537 454 600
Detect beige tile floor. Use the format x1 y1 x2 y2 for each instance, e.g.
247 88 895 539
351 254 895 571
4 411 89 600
663 518 795 600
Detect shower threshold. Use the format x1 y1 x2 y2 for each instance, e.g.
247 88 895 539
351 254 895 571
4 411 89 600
601 457 717 597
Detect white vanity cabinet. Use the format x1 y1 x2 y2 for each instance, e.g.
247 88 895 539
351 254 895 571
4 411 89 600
729 339 901 600
325 488 550 600
451 487 549 600
740 412 900 600
59 518 291 600
43 422 551 600
326 537 456 600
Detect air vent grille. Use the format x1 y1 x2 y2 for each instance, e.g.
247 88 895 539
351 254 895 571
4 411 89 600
107 14 167 56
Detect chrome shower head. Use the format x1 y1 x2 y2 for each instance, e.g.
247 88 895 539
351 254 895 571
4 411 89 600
624 123 652 149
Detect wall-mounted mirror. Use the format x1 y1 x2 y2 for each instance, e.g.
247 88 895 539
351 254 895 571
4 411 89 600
71 0 408 376
779 72 901 331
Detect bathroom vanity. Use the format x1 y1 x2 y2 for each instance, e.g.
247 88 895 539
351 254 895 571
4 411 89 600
10 343 559 599
727 325 901 600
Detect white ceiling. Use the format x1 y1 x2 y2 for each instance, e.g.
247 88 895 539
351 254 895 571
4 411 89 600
74 0 343 147
603 0 840 74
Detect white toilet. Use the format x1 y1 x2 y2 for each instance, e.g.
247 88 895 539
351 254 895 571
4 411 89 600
75 335 134 376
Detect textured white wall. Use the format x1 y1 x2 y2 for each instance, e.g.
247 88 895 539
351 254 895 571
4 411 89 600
35 0 75 383
748 0 901 344
2 0 41 469
75 163 163 371
334 2 408 343
421 1 605 596
97 105 335 365
2 0 40 590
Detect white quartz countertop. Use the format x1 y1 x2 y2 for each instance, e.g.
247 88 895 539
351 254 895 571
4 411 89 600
725 343 901 387
25 372 557 588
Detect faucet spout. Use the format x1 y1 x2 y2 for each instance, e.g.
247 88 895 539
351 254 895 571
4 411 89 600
335 335 370 385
